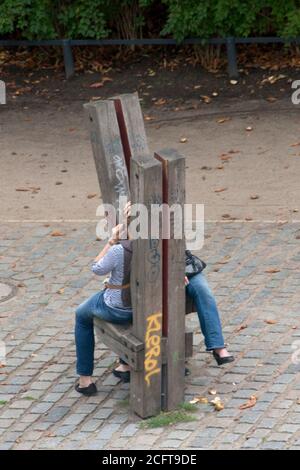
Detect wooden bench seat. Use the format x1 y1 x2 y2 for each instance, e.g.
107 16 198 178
95 317 194 372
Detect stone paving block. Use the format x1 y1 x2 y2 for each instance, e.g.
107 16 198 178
80 419 103 432
93 408 113 420
95 424 121 440
43 406 70 423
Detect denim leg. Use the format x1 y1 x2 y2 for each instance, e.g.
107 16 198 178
75 290 133 376
186 273 225 350
75 291 104 376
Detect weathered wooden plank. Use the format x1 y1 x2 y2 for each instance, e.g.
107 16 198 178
95 328 144 371
111 92 150 164
83 100 130 214
154 148 186 411
130 155 163 418
94 318 144 352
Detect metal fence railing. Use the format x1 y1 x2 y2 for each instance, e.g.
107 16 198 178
1 37 299 80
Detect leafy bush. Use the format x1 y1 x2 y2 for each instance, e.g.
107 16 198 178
161 0 300 41
0 0 300 40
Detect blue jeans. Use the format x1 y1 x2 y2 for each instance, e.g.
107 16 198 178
186 273 225 351
75 290 132 376
75 273 225 376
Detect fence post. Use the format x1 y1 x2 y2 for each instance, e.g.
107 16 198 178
62 39 75 79
226 37 239 79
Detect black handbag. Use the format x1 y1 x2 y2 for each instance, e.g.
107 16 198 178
185 250 206 278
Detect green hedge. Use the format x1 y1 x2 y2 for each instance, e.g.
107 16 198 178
0 0 300 40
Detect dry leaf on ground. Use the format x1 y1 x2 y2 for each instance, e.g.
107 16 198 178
217 117 231 124
50 231 65 237
236 324 248 332
214 187 228 193
239 395 257 410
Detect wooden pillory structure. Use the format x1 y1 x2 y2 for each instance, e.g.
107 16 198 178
84 93 194 418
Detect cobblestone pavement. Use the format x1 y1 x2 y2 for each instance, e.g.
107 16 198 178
0 221 300 450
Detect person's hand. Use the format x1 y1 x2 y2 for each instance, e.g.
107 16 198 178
109 223 125 245
123 201 131 220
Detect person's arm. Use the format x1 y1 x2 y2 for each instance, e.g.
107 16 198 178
92 224 124 276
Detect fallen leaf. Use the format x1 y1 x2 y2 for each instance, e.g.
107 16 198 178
220 154 232 161
189 396 208 404
180 137 188 143
265 268 280 274
56 288 65 294
235 324 248 332
50 231 65 237
239 395 257 410
290 142 300 147
214 188 228 193
154 98 166 106
230 80 238 85
201 95 212 104
89 82 104 88
246 126 253 132
210 396 225 411
217 117 231 124
208 389 217 395
250 194 259 200
297 398 300 405
144 116 154 121
266 96 277 103
16 188 30 192
264 319 277 324
87 193 97 199
261 74 286 85
214 402 225 411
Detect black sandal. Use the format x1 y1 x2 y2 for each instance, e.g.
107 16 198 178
75 382 97 396
112 369 130 383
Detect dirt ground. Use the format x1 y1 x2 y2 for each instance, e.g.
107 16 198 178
0 54 300 223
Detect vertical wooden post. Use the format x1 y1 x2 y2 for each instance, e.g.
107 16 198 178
154 148 186 411
83 100 130 211
130 155 163 418
111 92 150 165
